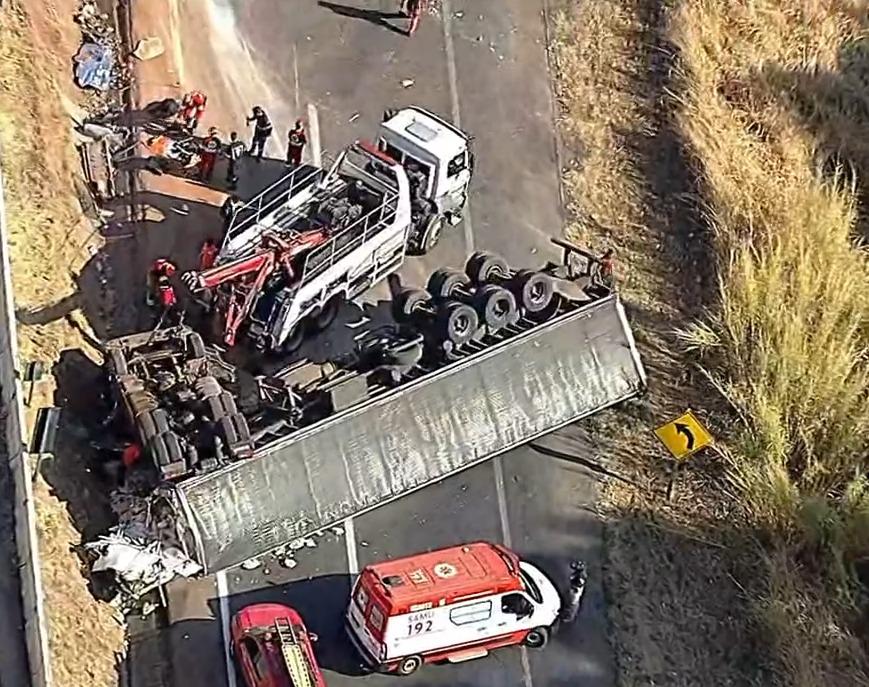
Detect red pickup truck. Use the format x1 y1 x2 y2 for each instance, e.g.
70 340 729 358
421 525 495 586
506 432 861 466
231 604 327 687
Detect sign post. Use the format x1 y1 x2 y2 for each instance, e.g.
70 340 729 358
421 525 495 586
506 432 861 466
654 410 714 500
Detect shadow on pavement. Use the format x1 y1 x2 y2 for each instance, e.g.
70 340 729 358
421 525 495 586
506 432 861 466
318 1 408 36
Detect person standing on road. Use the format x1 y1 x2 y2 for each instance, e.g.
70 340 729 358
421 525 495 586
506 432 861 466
221 194 244 230
197 127 221 181
225 130 245 188
147 258 176 306
179 90 207 133
286 119 307 167
246 106 273 161
199 238 219 271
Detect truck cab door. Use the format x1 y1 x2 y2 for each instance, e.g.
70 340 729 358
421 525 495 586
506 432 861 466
442 150 472 208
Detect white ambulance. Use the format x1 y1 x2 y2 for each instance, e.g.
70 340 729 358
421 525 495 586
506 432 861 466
345 542 563 676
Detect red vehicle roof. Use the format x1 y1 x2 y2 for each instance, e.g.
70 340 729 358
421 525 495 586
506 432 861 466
361 542 522 614
231 603 327 687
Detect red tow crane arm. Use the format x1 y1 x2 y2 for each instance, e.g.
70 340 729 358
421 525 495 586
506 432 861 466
182 230 329 346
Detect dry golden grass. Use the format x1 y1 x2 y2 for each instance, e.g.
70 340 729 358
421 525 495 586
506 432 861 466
554 0 869 684
0 1 97 362
672 0 869 684
0 3 125 686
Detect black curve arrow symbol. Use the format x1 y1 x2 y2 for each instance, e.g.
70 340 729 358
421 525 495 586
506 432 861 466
675 423 695 450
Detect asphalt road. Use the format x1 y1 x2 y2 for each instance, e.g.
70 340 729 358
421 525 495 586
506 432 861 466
157 2 616 686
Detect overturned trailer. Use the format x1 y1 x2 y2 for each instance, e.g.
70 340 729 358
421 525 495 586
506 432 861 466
98 242 647 576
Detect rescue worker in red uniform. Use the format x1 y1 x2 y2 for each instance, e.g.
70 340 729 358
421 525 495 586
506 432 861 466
199 238 219 271
179 90 207 132
198 127 221 181
147 258 177 306
286 120 307 167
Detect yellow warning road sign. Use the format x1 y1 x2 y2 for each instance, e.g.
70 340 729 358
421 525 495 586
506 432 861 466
654 410 714 461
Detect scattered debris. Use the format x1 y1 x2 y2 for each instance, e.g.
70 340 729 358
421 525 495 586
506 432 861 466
131 36 165 62
74 43 115 91
240 558 262 570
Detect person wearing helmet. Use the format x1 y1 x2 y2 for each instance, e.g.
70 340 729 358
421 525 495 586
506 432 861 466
146 258 177 306
246 106 273 162
179 90 207 132
286 119 307 167
197 127 222 181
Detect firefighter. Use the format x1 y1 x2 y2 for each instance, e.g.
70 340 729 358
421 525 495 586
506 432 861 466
246 106 273 161
225 130 245 188
197 127 221 181
156 274 178 318
199 238 219 271
179 90 207 132
286 120 307 167
147 258 177 306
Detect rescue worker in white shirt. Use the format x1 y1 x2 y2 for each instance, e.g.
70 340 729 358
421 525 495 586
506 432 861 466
224 131 245 188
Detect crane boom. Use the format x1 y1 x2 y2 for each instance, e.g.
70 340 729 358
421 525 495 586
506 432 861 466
182 230 329 346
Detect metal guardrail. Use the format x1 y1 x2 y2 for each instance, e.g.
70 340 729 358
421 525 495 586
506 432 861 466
0 159 52 686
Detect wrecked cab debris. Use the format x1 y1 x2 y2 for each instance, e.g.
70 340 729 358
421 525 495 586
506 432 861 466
88 240 645 590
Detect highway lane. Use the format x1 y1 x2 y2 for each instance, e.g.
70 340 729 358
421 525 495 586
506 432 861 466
160 2 615 686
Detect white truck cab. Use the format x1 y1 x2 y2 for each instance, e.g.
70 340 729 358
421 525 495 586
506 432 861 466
378 106 474 254
345 542 563 676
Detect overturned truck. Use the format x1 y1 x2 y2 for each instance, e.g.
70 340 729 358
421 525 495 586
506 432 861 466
95 240 647 578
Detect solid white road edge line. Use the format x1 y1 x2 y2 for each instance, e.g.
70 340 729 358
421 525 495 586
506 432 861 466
344 517 360 576
216 570 238 687
308 102 322 168
440 0 475 254
493 457 535 687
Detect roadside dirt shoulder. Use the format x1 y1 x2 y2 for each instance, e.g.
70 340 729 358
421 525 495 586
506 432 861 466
0 2 126 686
549 0 765 684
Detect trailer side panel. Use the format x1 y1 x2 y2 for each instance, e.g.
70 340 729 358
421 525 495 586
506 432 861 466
178 295 645 572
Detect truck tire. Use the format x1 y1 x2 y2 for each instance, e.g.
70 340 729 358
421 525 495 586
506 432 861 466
108 349 128 375
311 295 342 332
138 408 170 441
435 300 478 347
426 268 470 300
281 323 306 354
465 251 509 284
419 213 444 254
524 627 549 649
472 284 517 330
397 655 423 676
219 392 238 417
510 270 554 315
195 375 222 399
217 414 253 459
188 332 207 358
127 390 158 417
392 288 431 323
148 431 185 469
